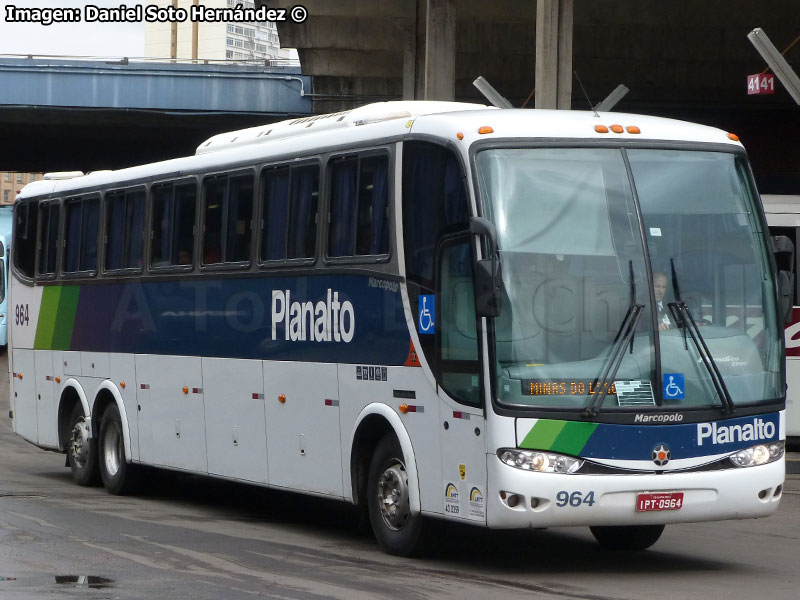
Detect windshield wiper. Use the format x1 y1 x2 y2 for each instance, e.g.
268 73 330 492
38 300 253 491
667 259 735 415
583 262 643 418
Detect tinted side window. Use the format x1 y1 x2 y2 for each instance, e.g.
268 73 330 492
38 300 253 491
402 142 469 288
63 197 99 274
13 201 38 279
37 203 60 276
260 164 319 262
202 173 254 265
151 182 196 268
328 154 389 258
105 189 145 271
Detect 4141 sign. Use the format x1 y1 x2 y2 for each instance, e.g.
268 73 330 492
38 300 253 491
747 73 776 95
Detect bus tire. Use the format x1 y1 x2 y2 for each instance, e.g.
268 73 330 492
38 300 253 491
98 403 139 495
589 524 665 550
367 434 428 556
67 403 98 486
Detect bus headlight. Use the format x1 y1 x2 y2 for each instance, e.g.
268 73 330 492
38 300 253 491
497 448 584 474
729 441 784 468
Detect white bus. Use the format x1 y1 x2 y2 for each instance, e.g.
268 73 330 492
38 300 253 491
761 194 800 441
10 102 788 555
0 205 12 349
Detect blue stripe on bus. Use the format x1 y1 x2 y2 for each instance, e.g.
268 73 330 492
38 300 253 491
68 274 411 364
577 412 781 460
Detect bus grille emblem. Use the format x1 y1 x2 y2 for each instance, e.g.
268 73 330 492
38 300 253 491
652 444 671 466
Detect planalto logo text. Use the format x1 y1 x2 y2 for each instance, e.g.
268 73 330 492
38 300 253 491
696 418 775 446
271 289 355 342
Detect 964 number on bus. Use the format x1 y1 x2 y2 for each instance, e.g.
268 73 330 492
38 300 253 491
15 303 29 326
555 490 596 507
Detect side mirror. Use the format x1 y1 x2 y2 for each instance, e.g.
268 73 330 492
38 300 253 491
772 235 795 324
470 217 502 317
779 270 795 324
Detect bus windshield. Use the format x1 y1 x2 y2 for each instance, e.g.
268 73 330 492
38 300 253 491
476 147 782 413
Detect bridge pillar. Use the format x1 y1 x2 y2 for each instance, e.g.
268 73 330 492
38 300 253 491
416 0 456 101
535 0 573 109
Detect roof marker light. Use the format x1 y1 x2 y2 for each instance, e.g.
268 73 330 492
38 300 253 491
595 125 609 133
626 126 641 134
478 126 494 134
727 132 740 141
610 124 624 134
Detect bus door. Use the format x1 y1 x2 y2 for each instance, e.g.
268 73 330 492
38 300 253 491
768 223 800 438
435 235 487 522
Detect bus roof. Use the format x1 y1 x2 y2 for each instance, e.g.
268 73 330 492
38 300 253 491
16 102 743 202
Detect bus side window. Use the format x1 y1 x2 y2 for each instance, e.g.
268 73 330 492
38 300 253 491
105 189 145 272
13 200 38 279
261 164 319 263
202 173 254 265
151 182 197 268
63 196 99 275
287 165 319 259
328 154 389 259
437 236 481 406
402 141 468 289
37 203 60 277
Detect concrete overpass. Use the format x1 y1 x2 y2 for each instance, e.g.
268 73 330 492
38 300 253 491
262 0 800 193
0 57 311 172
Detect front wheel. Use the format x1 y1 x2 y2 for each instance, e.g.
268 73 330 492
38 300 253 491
67 403 98 486
367 435 429 556
98 403 139 495
590 524 665 550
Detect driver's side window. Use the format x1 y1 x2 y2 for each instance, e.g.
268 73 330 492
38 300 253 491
437 236 481 406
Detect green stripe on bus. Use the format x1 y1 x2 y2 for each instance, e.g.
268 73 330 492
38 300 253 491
34 286 63 349
50 286 80 351
519 419 566 450
550 422 599 455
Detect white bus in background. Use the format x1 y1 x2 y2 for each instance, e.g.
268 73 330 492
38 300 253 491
761 194 800 441
9 102 788 556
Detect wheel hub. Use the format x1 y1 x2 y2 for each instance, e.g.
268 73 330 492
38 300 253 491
377 463 410 531
70 419 90 468
102 424 121 477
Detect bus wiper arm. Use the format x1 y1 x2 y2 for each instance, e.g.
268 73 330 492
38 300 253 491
583 302 643 418
668 301 735 415
667 259 735 415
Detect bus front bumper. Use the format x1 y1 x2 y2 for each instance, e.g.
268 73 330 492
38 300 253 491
486 454 784 528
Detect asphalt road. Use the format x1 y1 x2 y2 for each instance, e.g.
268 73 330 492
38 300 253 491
0 352 798 600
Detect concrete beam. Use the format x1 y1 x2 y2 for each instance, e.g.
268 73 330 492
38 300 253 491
422 0 456 100
535 0 573 109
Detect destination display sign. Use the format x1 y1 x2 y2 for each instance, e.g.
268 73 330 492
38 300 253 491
522 379 616 396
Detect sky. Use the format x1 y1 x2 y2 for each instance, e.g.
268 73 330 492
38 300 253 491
0 1 145 57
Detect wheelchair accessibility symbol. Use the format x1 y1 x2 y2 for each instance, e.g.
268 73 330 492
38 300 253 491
663 373 685 400
418 295 435 334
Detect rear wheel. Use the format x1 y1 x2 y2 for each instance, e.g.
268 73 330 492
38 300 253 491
98 403 139 495
367 434 430 556
590 524 665 550
67 403 98 486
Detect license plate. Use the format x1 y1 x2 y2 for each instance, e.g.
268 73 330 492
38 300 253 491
636 492 684 512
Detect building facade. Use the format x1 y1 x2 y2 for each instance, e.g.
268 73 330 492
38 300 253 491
144 0 298 64
1 172 42 206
